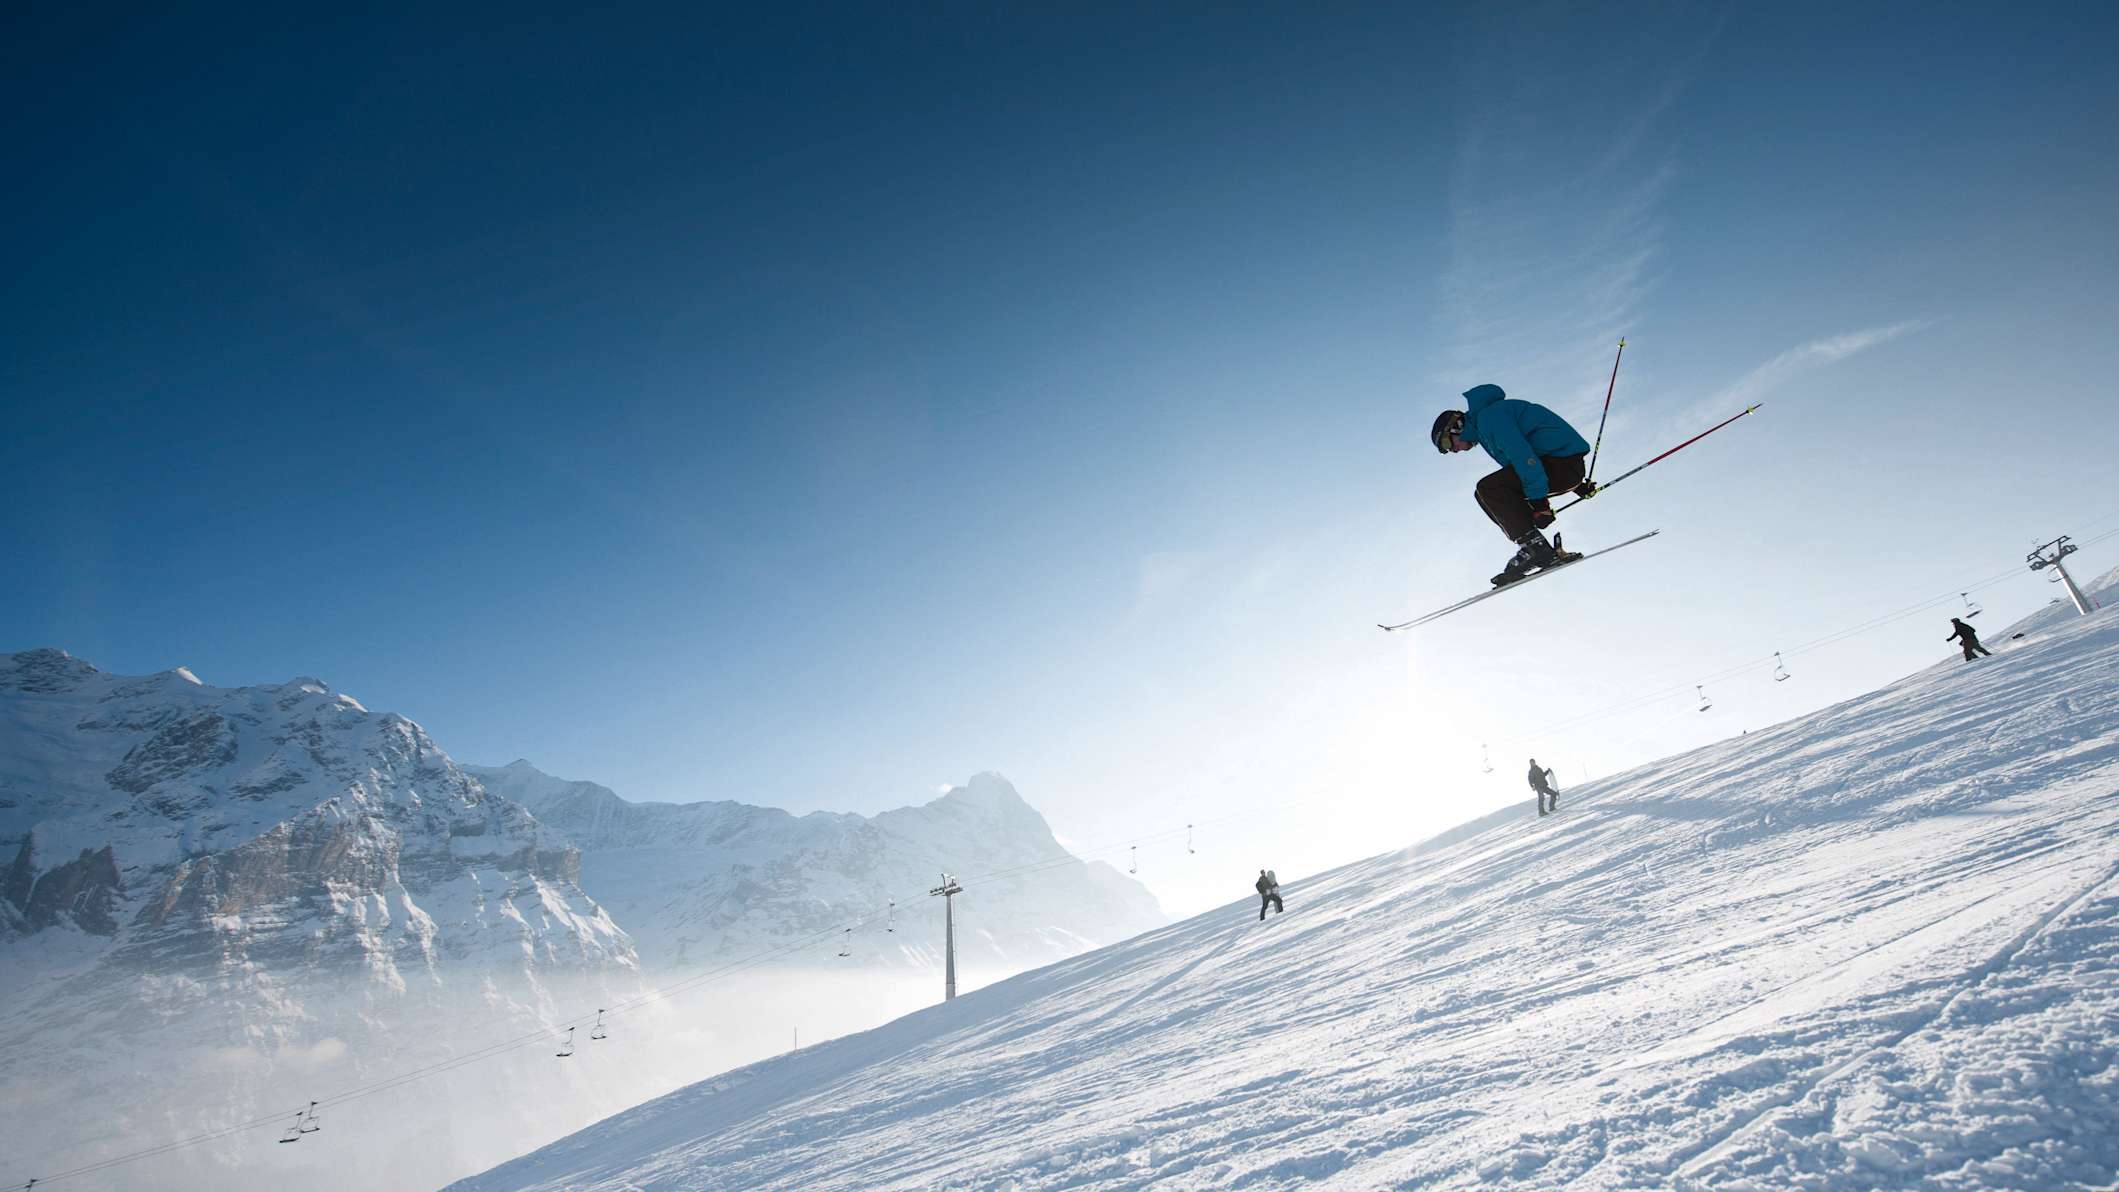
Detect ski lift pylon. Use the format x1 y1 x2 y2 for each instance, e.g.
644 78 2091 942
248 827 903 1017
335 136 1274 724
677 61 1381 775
1772 652 1790 682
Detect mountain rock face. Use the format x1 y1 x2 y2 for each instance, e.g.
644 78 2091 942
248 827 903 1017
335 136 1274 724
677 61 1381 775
466 762 1167 971
0 650 643 1192
0 649 630 988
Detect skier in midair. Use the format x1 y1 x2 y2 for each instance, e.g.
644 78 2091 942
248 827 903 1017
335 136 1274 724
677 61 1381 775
1528 758 1559 817
1947 617 1992 662
1255 869 1283 920
1432 384 1594 586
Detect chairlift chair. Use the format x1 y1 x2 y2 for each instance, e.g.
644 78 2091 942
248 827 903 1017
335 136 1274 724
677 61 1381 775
1129 845 1138 876
278 1101 319 1143
556 1026 575 1058
838 928 851 958
1187 823 1195 855
886 899 895 933
1772 652 1790 682
590 1009 607 1041
1696 685 1713 712
1481 744 1493 774
1961 593 1982 618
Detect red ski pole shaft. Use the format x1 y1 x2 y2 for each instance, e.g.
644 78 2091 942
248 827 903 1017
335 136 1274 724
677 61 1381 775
1555 402 1761 515
1584 338 1624 482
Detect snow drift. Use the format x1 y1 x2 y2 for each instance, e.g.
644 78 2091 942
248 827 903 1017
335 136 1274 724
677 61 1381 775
453 594 2119 1189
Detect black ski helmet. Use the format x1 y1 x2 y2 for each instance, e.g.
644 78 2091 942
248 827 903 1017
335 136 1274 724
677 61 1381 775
1431 409 1465 453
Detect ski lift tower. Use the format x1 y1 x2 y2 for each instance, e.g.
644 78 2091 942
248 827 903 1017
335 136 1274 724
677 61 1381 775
929 873 963 1001
2028 536 2097 616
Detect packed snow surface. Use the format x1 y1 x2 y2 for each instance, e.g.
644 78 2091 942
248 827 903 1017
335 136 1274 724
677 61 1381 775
455 600 2119 1190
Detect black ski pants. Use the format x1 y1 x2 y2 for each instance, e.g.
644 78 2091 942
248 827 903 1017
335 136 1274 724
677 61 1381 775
1476 454 1587 542
1258 891 1283 919
1533 785 1557 815
1960 640 1991 661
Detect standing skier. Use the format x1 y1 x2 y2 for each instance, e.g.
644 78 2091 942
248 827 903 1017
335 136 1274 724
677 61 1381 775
1432 384 1596 586
1255 869 1283 920
1528 758 1559 817
1947 617 1992 662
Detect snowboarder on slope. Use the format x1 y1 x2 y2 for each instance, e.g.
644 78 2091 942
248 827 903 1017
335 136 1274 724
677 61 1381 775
1255 869 1283 920
1947 617 1992 662
1528 758 1559 816
1432 384 1594 586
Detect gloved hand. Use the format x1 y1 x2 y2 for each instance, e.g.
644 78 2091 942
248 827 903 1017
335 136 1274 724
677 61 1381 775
1529 498 1555 529
1572 481 1598 499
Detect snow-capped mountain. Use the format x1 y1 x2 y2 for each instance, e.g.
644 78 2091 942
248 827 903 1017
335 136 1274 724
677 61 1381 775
0 648 632 989
0 652 1165 1192
0 650 643 1192
451 583 2119 1190
465 762 1167 971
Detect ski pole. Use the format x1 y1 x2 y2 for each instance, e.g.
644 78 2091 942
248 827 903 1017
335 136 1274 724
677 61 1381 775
1554 402 1761 515
1583 338 1624 485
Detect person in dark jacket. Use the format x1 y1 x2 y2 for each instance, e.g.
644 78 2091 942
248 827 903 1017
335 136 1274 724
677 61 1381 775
1432 384 1594 586
1255 869 1283 920
1947 617 1992 662
1528 758 1559 816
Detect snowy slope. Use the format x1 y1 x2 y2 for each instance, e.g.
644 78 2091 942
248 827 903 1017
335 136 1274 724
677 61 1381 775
452 599 2119 1190
465 762 1166 971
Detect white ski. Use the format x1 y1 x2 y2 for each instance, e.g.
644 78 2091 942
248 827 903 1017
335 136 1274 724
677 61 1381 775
1378 530 1661 632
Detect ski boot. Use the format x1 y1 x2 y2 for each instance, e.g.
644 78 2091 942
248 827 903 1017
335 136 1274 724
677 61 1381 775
1491 529 1562 587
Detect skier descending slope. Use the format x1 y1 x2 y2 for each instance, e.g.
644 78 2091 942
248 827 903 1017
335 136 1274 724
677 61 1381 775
1948 616 1993 662
1431 384 1594 586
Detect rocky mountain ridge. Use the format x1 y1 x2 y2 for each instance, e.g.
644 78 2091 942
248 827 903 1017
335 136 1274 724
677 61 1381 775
0 648 629 990
466 761 1167 971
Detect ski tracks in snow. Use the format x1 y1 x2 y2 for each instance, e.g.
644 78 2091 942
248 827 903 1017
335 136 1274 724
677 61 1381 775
1668 850 2119 1189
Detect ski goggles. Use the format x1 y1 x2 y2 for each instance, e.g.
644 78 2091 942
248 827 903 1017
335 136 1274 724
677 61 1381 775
1431 413 1465 453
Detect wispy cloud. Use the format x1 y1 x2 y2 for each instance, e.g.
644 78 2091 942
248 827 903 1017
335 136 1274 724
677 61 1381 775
1437 13 1723 413
1711 321 1932 408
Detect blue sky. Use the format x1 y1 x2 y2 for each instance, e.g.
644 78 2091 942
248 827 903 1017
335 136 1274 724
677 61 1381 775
7 3 2118 912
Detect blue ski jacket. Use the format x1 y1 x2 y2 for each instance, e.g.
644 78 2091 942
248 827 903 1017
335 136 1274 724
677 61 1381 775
1460 384 1591 500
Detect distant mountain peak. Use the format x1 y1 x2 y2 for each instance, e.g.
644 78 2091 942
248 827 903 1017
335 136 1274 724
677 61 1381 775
460 761 1164 971
1 647 100 693
940 771 1026 806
